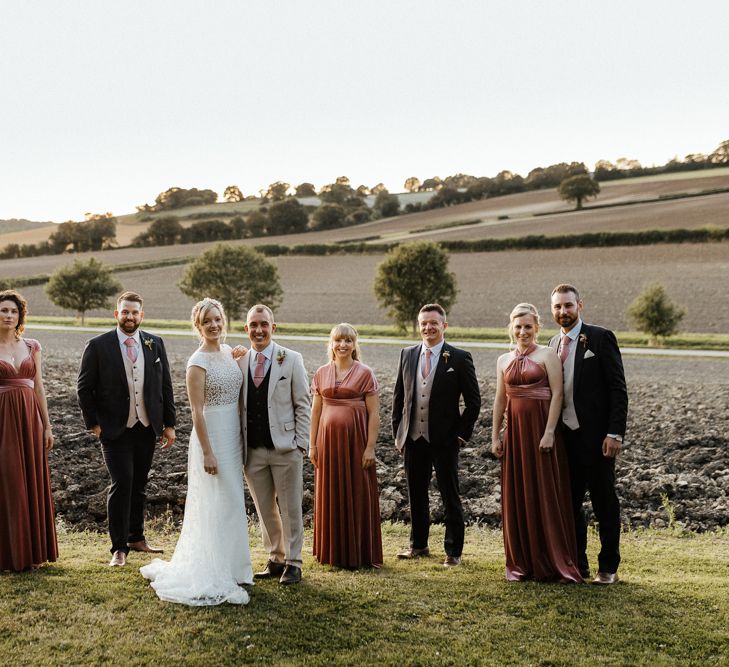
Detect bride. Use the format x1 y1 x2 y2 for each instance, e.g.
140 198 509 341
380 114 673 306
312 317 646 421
141 298 253 605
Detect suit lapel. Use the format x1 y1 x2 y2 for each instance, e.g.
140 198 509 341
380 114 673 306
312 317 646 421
140 331 155 382
107 330 129 390
572 324 588 391
267 343 282 402
240 351 249 408
431 342 449 393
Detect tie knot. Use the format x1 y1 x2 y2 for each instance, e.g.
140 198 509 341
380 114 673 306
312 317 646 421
561 334 570 344
124 338 135 347
425 348 431 357
256 352 265 363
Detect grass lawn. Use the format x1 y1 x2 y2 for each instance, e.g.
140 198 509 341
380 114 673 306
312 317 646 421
1 524 727 666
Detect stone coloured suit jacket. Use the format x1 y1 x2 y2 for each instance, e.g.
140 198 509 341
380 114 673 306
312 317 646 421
237 342 311 465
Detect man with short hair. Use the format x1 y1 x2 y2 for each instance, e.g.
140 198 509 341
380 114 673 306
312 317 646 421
549 284 628 585
239 304 310 585
77 291 176 567
392 303 481 567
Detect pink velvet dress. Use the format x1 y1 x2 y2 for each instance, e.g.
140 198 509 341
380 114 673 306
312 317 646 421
500 345 581 583
311 361 383 568
0 339 57 571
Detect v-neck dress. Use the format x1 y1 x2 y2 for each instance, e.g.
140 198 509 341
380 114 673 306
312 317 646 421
311 361 382 568
0 339 58 571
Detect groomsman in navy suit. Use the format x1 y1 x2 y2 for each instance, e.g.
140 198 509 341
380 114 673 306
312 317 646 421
549 284 628 585
77 291 176 567
392 303 481 567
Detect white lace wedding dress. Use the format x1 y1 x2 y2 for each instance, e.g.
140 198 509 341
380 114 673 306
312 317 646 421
140 345 253 605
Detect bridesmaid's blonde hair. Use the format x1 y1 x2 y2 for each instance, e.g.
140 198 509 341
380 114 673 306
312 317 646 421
191 298 228 342
328 323 362 361
507 303 541 345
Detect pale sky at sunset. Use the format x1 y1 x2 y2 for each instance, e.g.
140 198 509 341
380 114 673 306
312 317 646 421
1 1 727 222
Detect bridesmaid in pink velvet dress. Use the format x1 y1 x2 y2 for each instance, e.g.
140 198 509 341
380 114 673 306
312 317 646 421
0 290 57 572
309 323 383 569
491 303 581 583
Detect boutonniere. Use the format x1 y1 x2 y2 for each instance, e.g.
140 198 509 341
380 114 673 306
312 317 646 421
276 349 286 366
442 350 450 364
143 338 154 351
579 333 588 349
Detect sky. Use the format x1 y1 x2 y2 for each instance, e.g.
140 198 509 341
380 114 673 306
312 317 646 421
1 1 728 222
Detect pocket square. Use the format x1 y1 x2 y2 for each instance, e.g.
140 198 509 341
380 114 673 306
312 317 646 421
584 350 595 359
446 367 456 373
154 358 161 364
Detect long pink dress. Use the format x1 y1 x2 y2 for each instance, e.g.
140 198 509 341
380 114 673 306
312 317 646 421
0 339 57 571
500 345 581 583
311 361 383 568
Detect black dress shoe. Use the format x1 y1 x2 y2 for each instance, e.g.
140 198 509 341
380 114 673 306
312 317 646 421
279 565 302 585
397 547 430 559
254 560 286 579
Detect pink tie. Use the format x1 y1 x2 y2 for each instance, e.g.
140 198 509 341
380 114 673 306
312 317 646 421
559 334 570 364
124 338 138 363
253 352 266 387
423 348 432 377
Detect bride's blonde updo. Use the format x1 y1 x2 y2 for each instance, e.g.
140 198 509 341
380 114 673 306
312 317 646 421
507 302 541 345
191 298 227 341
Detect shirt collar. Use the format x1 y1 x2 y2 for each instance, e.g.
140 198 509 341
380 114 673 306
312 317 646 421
422 340 445 356
251 342 274 362
562 320 583 341
116 328 141 346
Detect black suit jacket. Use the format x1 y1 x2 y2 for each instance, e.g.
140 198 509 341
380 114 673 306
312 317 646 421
550 323 628 458
392 341 481 451
77 329 176 442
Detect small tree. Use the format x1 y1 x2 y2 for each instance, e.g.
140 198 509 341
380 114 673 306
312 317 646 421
178 244 283 319
224 185 244 202
45 258 122 324
373 189 400 218
558 174 600 210
309 203 346 230
374 241 457 333
627 283 686 345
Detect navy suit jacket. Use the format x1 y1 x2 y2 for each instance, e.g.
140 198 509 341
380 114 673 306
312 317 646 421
77 329 176 442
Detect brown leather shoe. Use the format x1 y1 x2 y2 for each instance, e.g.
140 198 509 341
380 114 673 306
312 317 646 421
443 556 461 567
128 540 164 554
109 551 127 567
279 565 302 585
254 560 286 579
397 547 430 559
592 572 619 585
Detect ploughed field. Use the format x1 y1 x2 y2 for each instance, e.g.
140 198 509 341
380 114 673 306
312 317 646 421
18 242 729 331
33 328 729 535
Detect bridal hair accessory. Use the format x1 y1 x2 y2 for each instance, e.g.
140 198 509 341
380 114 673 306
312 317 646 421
579 333 588 348
143 338 154 350
276 350 286 365
442 350 450 364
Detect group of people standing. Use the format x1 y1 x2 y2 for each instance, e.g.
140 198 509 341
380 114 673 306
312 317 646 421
0 282 627 605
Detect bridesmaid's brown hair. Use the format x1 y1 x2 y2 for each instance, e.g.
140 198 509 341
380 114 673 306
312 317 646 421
0 289 28 340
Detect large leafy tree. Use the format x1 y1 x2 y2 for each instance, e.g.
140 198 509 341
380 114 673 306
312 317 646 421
374 241 457 333
268 198 308 235
178 244 283 319
558 174 600 210
627 283 685 345
45 258 122 324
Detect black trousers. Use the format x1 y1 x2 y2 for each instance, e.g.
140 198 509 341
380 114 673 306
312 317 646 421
404 437 464 557
563 427 621 574
101 422 156 554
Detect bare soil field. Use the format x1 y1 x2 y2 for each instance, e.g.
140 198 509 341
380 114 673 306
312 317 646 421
2 170 728 262
18 243 729 332
33 328 729 534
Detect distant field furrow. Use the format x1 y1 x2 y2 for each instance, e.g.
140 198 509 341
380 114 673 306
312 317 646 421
17 243 729 332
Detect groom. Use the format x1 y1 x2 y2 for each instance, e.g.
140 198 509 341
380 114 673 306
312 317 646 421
392 303 481 567
549 284 628 585
77 291 176 567
239 304 310 585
